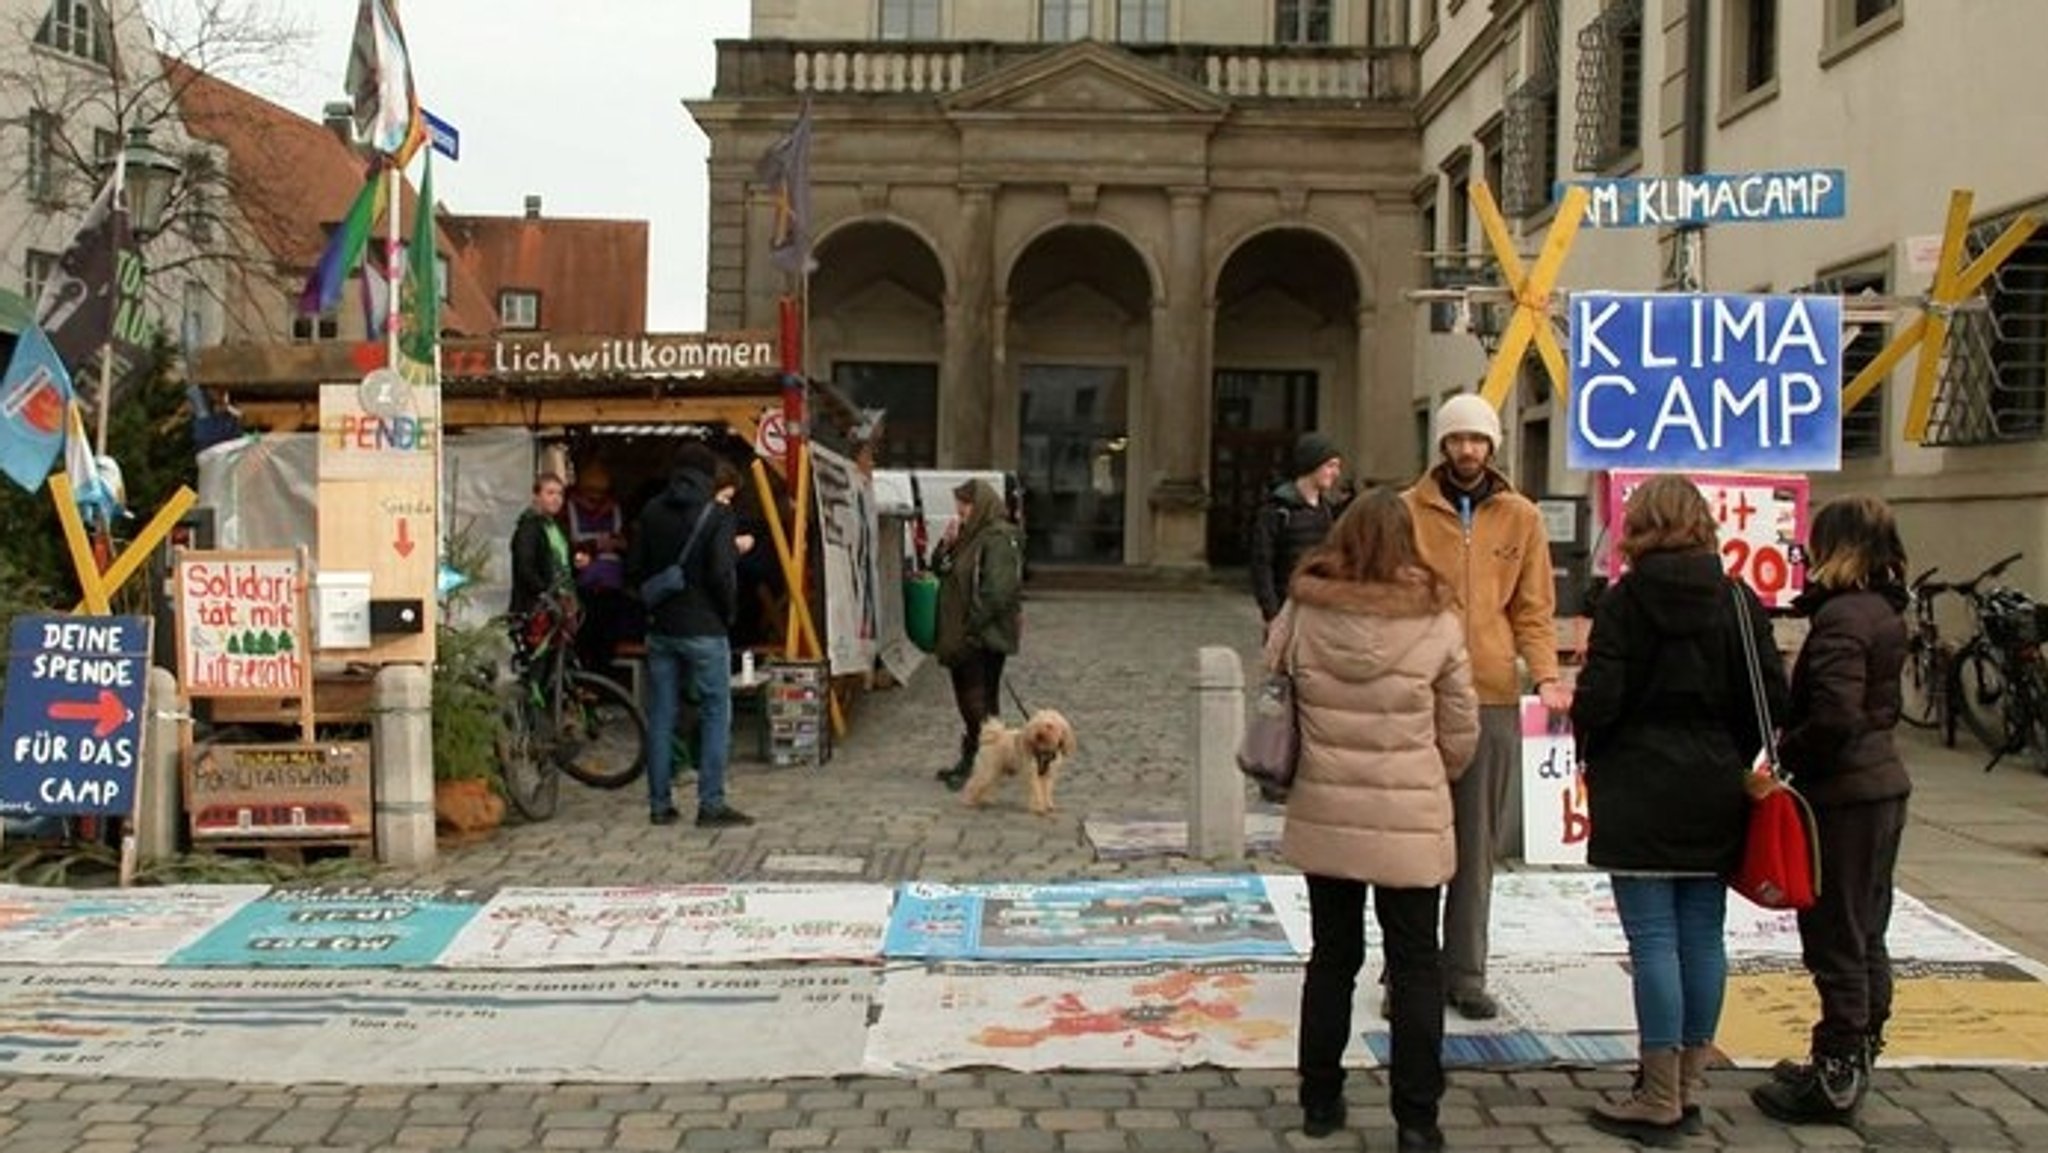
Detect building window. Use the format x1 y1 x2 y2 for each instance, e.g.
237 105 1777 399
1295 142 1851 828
183 153 217 244
1848 0 1898 26
1443 150 1471 254
1420 0 1439 40
37 0 109 65
435 254 449 303
27 110 59 204
1926 216 2048 446
181 280 212 351
1574 0 1642 172
833 362 939 468
291 311 339 343
1041 0 1091 40
878 0 940 39
1802 266 1889 459
1276 0 1334 45
93 126 118 167
24 249 59 302
1117 0 1167 42
1501 0 1561 219
1726 0 1778 103
1822 0 1901 64
500 289 540 331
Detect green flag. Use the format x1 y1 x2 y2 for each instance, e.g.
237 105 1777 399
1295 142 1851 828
400 150 438 365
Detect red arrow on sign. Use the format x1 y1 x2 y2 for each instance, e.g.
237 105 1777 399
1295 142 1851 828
47 689 130 738
393 517 416 558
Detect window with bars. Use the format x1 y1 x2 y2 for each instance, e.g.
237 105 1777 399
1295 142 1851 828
27 110 58 203
1118 0 1168 41
1801 267 1889 459
1502 0 1560 218
1042 0 1091 40
37 0 109 65
1574 0 1642 173
1924 216 2048 446
24 249 59 303
879 0 940 39
1276 0 1334 45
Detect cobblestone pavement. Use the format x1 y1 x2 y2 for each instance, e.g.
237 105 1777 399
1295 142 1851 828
11 587 2048 1150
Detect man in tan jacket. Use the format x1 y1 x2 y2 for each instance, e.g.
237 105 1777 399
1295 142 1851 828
1402 393 1569 1019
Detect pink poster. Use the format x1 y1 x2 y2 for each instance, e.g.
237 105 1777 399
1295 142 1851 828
1604 472 1809 609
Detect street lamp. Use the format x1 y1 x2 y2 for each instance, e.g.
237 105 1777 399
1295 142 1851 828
114 124 183 239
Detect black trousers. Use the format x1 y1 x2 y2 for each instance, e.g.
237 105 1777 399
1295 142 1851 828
1299 876 1445 1129
1797 796 1907 1056
949 650 1007 761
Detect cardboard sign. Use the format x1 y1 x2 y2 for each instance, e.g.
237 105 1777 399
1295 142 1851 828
1568 293 1843 472
0 614 151 816
186 742 373 841
318 382 439 480
1519 696 1589 867
174 552 306 698
1605 471 1809 609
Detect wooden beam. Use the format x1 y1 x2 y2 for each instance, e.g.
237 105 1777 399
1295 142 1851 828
1472 181 1588 410
236 394 780 432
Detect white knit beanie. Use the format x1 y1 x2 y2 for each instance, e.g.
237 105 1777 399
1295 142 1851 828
1434 393 1502 451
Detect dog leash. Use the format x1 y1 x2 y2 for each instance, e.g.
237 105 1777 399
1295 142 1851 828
1003 679 1033 718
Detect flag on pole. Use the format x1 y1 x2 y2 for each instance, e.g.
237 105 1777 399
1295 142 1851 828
0 323 73 493
300 164 388 316
755 100 814 276
34 171 134 375
361 238 399 339
61 401 119 521
399 149 438 365
346 0 426 164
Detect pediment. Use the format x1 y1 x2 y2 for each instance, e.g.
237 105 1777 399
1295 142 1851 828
944 41 1228 120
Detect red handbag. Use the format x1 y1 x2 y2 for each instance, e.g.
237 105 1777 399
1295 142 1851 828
1727 586 1821 911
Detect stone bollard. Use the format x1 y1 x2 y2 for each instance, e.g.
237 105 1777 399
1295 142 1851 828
1191 645 1246 863
137 667 183 866
372 664 436 868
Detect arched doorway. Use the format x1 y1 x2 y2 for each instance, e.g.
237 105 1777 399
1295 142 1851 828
811 220 948 467
1208 229 1363 567
1004 225 1155 566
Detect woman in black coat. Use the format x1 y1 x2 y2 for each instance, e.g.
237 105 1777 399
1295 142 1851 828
1751 496 1911 1127
1570 475 1787 1144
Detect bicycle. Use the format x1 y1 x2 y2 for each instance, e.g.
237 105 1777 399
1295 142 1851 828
1900 565 1960 747
497 592 649 819
1942 553 2048 773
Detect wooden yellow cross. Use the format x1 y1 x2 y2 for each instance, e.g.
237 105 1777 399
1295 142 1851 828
1839 189 2040 442
1471 181 1592 410
50 471 198 614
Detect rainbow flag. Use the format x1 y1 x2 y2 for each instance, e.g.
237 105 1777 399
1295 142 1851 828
300 165 387 317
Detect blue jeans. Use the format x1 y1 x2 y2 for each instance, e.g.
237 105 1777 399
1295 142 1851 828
644 633 731 815
1610 875 1729 1050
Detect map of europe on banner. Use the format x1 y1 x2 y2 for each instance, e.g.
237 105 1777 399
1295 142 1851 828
170 885 491 968
1568 293 1843 472
884 876 1298 961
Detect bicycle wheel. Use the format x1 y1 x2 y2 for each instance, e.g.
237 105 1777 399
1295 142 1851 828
1899 638 1941 729
497 684 560 820
555 670 647 789
1953 642 2013 757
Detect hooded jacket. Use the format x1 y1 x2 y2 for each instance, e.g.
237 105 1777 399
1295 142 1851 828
1267 570 1479 887
1250 481 1341 622
1569 551 1789 874
932 480 1024 667
1402 465 1560 705
1780 583 1911 808
508 507 571 617
624 467 737 639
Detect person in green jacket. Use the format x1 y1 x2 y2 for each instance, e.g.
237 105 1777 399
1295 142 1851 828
931 478 1025 790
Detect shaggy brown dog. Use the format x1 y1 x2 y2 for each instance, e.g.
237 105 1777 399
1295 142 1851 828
960 709 1077 816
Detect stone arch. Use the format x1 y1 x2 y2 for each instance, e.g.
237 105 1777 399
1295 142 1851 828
809 218 952 466
1208 218 1373 310
1000 216 1163 311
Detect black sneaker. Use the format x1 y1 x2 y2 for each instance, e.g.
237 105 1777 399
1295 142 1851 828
649 807 681 827
1397 1123 1445 1152
1448 988 1499 1020
1301 1102 1345 1139
696 805 756 828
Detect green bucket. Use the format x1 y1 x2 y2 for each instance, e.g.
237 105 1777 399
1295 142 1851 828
903 573 939 653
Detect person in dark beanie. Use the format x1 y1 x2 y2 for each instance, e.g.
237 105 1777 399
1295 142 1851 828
1251 433 1346 627
930 478 1026 790
626 441 754 829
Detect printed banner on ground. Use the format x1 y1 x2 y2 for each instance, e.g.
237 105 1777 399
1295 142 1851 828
1082 813 1285 861
883 876 1297 961
437 884 893 968
1717 955 2048 1067
170 884 491 968
0 966 873 1083
0 884 266 965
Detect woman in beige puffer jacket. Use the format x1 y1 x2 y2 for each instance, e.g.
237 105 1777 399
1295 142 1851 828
1263 489 1478 1150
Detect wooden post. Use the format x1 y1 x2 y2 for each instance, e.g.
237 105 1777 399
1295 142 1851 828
748 459 845 736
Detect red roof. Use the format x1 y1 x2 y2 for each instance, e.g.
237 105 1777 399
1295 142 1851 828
442 213 650 335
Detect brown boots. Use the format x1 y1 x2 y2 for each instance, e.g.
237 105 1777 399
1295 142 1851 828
1589 1047 1684 1146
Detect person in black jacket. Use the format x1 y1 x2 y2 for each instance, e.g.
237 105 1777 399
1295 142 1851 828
625 443 754 829
1752 496 1911 1127
1251 433 1346 627
508 473 571 620
1571 474 1788 1144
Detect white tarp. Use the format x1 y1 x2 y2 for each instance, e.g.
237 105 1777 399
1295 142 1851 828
436 884 894 968
0 966 874 1083
0 884 269 966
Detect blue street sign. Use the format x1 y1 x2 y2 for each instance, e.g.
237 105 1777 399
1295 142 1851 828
1563 169 1847 229
1567 293 1844 473
0 614 152 816
422 108 460 162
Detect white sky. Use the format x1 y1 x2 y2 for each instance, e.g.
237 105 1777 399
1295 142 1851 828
163 0 753 331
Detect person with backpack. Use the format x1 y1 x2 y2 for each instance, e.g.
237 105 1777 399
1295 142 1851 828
931 478 1025 791
1251 433 1346 631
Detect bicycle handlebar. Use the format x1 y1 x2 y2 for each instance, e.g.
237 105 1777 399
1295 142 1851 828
1955 552 2026 596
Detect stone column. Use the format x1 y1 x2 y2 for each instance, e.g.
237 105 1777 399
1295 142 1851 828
1148 188 1211 571
941 184 996 467
1362 196 1422 483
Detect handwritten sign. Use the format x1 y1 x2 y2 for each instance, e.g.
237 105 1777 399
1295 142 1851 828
1605 471 1809 608
175 552 305 698
1568 293 1843 472
0 615 152 816
318 383 438 480
1566 169 1847 229
1518 696 1588 867
188 743 373 841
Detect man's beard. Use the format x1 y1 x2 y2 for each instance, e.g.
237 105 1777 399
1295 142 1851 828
1445 457 1488 488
